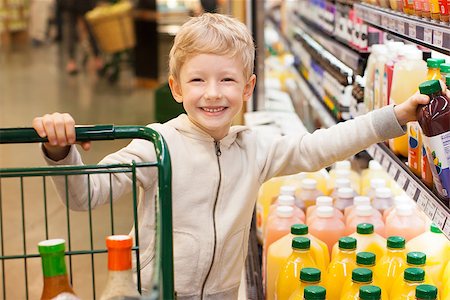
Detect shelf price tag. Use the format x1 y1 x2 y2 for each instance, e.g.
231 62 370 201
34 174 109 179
408 24 416 39
417 194 428 211
397 173 409 189
444 221 450 239
424 28 433 44
433 210 446 229
381 15 389 28
406 181 418 198
397 20 405 35
433 30 443 48
425 198 437 220
389 18 395 30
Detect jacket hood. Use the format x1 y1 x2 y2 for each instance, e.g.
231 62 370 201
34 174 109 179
165 114 249 148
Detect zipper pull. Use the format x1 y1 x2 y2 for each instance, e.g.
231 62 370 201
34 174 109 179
214 141 221 156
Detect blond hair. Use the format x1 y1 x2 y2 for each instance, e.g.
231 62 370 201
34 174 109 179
169 13 255 80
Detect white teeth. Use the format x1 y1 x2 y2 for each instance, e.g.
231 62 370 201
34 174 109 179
203 107 224 113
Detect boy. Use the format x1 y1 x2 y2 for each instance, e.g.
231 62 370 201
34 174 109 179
33 13 432 299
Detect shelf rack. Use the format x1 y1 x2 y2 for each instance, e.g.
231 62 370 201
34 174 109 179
354 3 450 54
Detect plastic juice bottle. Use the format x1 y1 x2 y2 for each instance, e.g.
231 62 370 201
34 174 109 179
332 223 387 261
417 80 450 201
38 239 78 300
308 206 346 253
422 0 432 17
365 178 387 201
346 206 385 237
325 237 357 300
341 268 373 300
304 286 327 300
407 224 450 291
100 235 140 300
268 194 306 223
330 178 353 200
430 0 441 20
397 252 436 287
257 176 287 243
375 236 407 295
276 237 317 300
354 252 387 298
389 47 427 158
426 58 444 80
335 187 356 212
266 224 329 300
439 0 449 22
404 0 415 13
359 285 382 300
364 45 388 113
408 121 423 177
383 195 414 221
288 267 322 300
286 170 330 196
385 205 426 241
391 267 425 299
373 47 390 110
328 161 361 194
440 63 450 81
414 0 424 16
372 187 393 214
306 196 344 225
345 196 379 220
296 179 323 210
361 160 390 195
383 42 404 110
416 284 439 300
421 138 434 188
442 261 450 299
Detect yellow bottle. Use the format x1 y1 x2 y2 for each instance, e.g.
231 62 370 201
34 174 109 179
266 224 328 300
340 268 373 300
416 284 439 300
442 261 450 299
288 267 322 300
392 251 436 291
332 223 386 261
390 267 425 299
325 237 357 299
375 236 407 296
353 252 388 299
276 237 317 300
359 285 382 300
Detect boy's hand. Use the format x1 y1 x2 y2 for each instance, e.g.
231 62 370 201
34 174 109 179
32 113 91 161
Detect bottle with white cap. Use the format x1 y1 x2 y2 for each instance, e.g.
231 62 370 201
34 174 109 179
306 196 344 225
345 195 383 221
365 178 387 201
328 160 361 194
268 194 305 224
385 204 426 241
296 179 323 210
346 205 386 237
361 160 390 195
308 206 346 252
372 187 393 214
330 177 352 200
334 187 355 212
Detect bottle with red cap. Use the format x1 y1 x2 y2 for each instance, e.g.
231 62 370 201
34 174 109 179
100 235 140 300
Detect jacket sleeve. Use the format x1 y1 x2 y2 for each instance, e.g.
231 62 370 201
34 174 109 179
258 105 405 183
42 129 158 211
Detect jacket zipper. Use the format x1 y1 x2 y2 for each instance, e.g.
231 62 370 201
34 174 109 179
200 141 222 299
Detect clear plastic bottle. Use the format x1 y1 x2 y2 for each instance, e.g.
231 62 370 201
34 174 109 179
308 206 346 252
385 204 426 241
306 196 344 225
335 187 356 212
365 178 387 201
358 285 382 300
416 284 439 300
100 235 140 300
340 268 373 300
330 178 353 200
268 194 306 224
328 161 361 194
372 187 393 214
364 45 388 113
345 195 371 219
390 267 426 299
288 267 322 300
296 179 323 210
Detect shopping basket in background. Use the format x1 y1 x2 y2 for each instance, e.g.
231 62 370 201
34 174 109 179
0 125 175 299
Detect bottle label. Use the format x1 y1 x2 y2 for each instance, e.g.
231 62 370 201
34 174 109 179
439 0 449 14
408 122 421 173
422 132 450 199
431 0 440 13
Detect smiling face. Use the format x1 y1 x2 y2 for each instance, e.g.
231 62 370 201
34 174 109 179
169 53 256 140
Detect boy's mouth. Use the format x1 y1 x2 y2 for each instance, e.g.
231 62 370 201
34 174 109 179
201 107 226 113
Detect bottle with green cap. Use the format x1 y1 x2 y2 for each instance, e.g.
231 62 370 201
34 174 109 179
325 237 357 299
358 285 381 300
415 284 438 300
353 252 389 299
391 267 426 299
303 285 326 300
288 267 322 300
266 225 328 300
417 79 450 201
332 223 386 261
276 237 317 299
426 58 445 80
375 236 407 295
340 268 373 300
407 223 450 293
38 239 79 300
440 63 450 81
446 74 450 89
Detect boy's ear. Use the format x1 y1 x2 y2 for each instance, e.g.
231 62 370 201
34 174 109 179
243 74 257 102
168 75 183 103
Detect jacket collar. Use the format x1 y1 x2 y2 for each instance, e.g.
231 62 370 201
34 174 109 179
165 114 248 148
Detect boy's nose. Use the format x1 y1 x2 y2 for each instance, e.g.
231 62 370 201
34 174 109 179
205 83 222 100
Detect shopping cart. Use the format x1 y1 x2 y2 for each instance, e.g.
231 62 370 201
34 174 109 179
0 125 174 299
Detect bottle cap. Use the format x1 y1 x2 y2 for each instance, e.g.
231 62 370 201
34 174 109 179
106 235 133 249
357 252 376 266
356 205 374 217
370 178 386 189
430 223 442 233
375 187 391 198
335 160 351 170
353 196 371 207
396 204 413 216
439 63 450 74
292 236 311 250
338 187 354 198
280 185 296 196
404 267 425 282
426 58 445 68
335 178 352 188
302 178 317 189
368 160 382 170
277 195 295 206
415 284 438 299
394 195 410 207
352 267 373 282
316 206 334 218
106 235 133 271
407 251 426 266
419 80 441 95
316 196 333 207
335 169 351 178
359 285 381 300
357 223 374 234
300 267 321 282
291 224 308 235
387 236 405 249
276 206 294 218
303 286 326 299
38 239 66 254
38 239 68 278
339 236 357 250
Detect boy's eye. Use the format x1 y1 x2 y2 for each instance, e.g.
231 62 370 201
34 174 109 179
222 78 235 82
190 78 203 82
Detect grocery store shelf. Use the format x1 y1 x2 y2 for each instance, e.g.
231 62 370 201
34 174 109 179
354 3 450 54
366 143 450 239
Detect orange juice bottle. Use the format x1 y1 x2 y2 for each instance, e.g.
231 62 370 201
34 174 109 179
325 237 357 299
442 261 450 299
266 224 329 300
288 267 322 300
309 206 346 253
385 205 426 241
332 223 387 261
346 206 385 237
426 58 445 80
307 196 344 225
359 285 382 300
375 236 407 295
276 237 317 300
394 252 436 289
268 195 306 224
354 252 387 298
304 286 327 300
340 268 373 300
390 267 425 299
296 179 323 210
335 187 356 212
416 284 439 300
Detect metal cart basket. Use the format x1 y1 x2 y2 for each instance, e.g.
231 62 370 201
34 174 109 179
0 125 175 299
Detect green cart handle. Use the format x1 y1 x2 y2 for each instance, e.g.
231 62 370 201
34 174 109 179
0 125 175 300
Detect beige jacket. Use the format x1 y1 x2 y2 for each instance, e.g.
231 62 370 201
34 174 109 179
45 106 404 299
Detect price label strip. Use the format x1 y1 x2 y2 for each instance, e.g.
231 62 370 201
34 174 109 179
424 28 433 44
433 210 446 229
397 20 405 35
425 198 437 220
433 30 443 48
388 18 395 30
444 219 450 239
381 15 389 28
408 24 416 39
417 194 428 211
397 173 409 190
406 181 418 198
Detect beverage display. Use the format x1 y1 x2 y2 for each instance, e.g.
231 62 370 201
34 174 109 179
340 268 373 300
390 267 425 299
288 267 322 300
308 206 346 252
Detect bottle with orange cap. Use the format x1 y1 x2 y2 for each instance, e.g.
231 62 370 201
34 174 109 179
100 235 140 300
